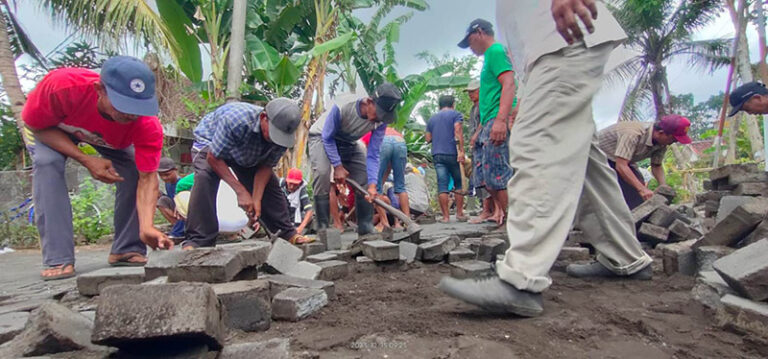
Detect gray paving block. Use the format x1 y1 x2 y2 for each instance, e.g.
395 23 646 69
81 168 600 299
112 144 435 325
466 237 507 262
285 261 322 280
716 196 768 223
218 241 271 267
399 241 420 263
713 239 768 301
305 252 339 263
166 248 244 283
144 250 188 281
648 205 677 227
212 280 271 332
318 228 342 250
325 249 353 260
668 219 693 241
696 201 768 248
658 240 696 276
637 222 670 244
557 247 590 262
721 294 768 328
142 276 169 285
449 260 493 279
263 274 335 300
631 195 668 225
419 236 459 262
272 288 328 322
739 219 768 248
691 271 735 310
695 245 734 272
0 311 28 345
92 283 224 349
732 182 768 197
316 260 348 281
654 185 676 202
710 163 759 182
448 247 476 263
266 239 303 274
76 267 145 296
362 240 400 261
300 242 327 258
219 338 291 359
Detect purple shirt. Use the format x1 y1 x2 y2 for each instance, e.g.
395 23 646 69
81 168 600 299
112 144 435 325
321 102 386 185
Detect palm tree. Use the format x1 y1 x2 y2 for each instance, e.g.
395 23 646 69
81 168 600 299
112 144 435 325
608 0 730 122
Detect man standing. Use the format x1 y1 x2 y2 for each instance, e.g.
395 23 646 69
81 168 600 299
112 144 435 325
156 157 186 240
728 82 768 116
439 0 653 317
308 83 402 235
426 95 467 223
598 116 692 209
458 19 516 226
23 56 173 280
184 99 312 248
465 80 499 224
280 168 314 235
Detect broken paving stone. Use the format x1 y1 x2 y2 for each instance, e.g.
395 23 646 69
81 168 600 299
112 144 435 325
263 274 335 301
325 249 353 260
416 216 437 225
212 280 271 332
318 229 342 250
450 260 493 279
266 239 304 275
448 247 476 263
631 195 668 225
218 241 271 267
92 283 224 350
362 240 400 261
739 219 768 248
720 294 768 329
354 256 406 273
315 260 348 281
713 239 768 301
696 201 768 248
695 246 734 272
557 247 590 262
285 261 322 280
300 242 327 258
654 185 676 202
419 236 459 262
399 241 421 263
637 222 670 244
658 239 697 276
142 276 169 285
305 252 339 263
272 288 328 322
144 250 188 281
691 271 735 310
466 237 507 262
648 205 677 227
710 163 759 182
716 196 768 223
76 267 145 296
668 219 694 241
0 302 101 358
695 190 729 206
166 248 244 283
0 311 28 345
355 256 377 273
732 182 768 197
219 339 291 359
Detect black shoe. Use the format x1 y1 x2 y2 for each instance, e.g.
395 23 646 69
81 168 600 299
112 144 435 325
566 261 652 280
438 276 543 317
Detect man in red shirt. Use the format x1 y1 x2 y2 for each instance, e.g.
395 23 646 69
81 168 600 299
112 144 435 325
22 56 173 280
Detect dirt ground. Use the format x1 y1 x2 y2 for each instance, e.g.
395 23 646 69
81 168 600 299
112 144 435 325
239 261 765 359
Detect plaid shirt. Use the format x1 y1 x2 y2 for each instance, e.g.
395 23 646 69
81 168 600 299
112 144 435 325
598 121 667 166
193 102 286 168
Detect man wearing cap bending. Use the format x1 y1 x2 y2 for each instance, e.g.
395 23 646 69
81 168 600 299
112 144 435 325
184 99 313 248
280 168 314 234
438 1 654 317
308 83 403 235
156 157 186 240
458 18 517 226
729 82 768 116
22 56 173 280
598 116 692 209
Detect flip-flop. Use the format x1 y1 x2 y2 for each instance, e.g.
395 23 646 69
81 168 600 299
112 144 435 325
41 264 75 281
289 234 315 245
109 253 147 267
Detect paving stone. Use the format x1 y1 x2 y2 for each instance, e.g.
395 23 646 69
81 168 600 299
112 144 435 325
716 196 768 223
272 288 328 322
92 283 224 350
266 239 304 274
695 245 734 272
566 230 589 245
218 241 271 267
354 255 406 273
691 271 735 310
631 195 668 225
305 252 339 263
732 182 768 197
399 241 421 263
142 276 168 285
467 237 507 262
416 216 437 225
668 219 693 241
219 338 291 359
637 222 670 244
285 261 322 280
315 260 348 281
166 248 244 283
557 247 590 262
354 256 377 273
648 205 677 227
704 200 719 218
658 239 697 276
144 249 188 281
654 185 676 202
0 302 101 357
448 247 476 263
721 294 768 329
76 267 145 296
318 229 342 250
419 236 460 262
695 190 729 206
713 239 768 301
79 311 96 322
113 343 214 359
739 219 768 248
300 242 327 258
263 274 335 301
212 280 271 332
710 163 764 188
0 311 28 345
346 233 385 255
696 201 768 248
450 260 493 279
362 240 400 261
325 249 353 260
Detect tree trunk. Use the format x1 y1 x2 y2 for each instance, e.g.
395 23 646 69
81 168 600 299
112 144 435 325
651 67 666 120
225 0 246 101
754 0 768 84
0 8 28 147
726 115 739 164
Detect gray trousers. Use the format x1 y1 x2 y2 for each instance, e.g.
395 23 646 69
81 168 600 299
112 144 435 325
307 136 368 197
30 139 145 267
496 42 652 292
183 147 296 247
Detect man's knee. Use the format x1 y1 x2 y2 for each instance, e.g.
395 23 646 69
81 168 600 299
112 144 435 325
32 148 66 170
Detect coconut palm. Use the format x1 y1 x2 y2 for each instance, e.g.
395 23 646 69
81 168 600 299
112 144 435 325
608 0 731 122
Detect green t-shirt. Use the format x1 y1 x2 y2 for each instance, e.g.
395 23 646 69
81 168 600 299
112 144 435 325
175 173 195 193
480 42 517 125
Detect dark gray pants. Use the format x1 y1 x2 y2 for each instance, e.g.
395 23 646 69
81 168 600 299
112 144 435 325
30 139 144 267
183 147 296 247
308 136 368 197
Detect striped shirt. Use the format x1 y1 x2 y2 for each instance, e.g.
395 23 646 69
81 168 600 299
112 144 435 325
598 122 667 166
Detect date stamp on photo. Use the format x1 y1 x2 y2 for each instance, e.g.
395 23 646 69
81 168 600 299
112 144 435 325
349 340 407 350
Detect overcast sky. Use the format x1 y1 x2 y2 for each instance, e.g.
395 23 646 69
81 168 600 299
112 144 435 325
12 1 762 129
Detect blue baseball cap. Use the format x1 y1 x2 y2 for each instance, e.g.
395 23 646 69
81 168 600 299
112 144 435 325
729 82 768 117
100 56 159 117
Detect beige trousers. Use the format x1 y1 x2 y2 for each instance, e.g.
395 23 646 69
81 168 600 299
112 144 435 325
496 42 653 293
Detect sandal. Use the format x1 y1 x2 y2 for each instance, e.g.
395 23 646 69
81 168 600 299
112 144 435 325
289 234 315 245
41 263 75 281
108 252 148 267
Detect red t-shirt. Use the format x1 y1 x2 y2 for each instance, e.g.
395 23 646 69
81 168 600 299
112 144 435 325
22 68 164 172
361 127 402 147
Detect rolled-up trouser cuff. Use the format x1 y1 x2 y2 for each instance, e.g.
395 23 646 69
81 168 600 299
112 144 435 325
596 252 653 276
495 259 553 293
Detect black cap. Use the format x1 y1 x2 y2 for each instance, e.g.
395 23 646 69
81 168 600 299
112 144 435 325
373 83 402 124
458 19 493 49
157 157 176 173
729 82 768 117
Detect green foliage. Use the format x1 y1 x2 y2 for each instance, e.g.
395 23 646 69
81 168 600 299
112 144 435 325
71 179 115 243
156 0 203 82
0 213 39 249
0 114 25 170
668 92 723 140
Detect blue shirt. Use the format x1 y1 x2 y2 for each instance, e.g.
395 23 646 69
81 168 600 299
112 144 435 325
193 102 287 168
163 180 185 237
427 109 463 155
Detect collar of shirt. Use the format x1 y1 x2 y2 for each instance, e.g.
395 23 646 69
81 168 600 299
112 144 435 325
643 124 654 148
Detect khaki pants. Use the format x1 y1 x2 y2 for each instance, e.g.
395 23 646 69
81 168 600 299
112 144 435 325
496 42 652 293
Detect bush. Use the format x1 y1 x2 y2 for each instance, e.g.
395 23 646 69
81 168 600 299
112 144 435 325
71 178 115 244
